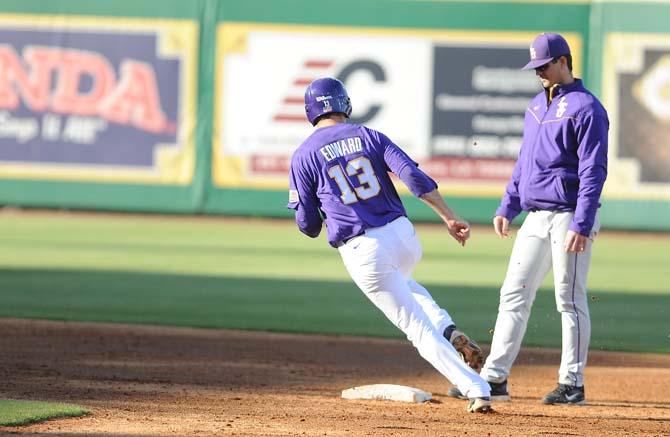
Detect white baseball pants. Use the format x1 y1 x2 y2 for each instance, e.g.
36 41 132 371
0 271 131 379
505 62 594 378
481 210 600 387
338 216 490 398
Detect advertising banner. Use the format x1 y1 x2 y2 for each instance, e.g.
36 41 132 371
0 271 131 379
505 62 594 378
0 15 198 184
214 23 582 195
214 23 432 189
603 33 670 200
426 43 537 186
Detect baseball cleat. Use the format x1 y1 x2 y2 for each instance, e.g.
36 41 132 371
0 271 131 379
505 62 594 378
488 380 511 401
447 329 484 371
541 384 585 405
447 380 511 401
467 397 493 413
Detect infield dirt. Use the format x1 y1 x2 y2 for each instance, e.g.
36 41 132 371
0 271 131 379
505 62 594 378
1 319 668 436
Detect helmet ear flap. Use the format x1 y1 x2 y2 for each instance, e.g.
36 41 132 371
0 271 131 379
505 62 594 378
344 97 352 118
304 78 352 125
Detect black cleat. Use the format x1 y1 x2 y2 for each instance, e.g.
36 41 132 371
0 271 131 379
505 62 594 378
448 379 511 401
542 384 585 405
488 380 511 401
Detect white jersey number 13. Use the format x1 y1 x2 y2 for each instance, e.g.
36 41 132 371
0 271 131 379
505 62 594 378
327 157 381 204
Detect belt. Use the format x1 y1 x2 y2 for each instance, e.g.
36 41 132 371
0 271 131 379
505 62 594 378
334 232 364 248
334 216 404 248
529 207 571 213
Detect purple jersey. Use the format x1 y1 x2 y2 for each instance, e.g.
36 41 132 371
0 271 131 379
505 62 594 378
496 79 609 235
287 123 437 247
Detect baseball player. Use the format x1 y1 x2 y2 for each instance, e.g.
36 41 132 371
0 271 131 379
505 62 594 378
287 77 492 413
448 33 609 405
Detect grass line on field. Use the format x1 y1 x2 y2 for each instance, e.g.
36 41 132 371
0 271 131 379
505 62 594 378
0 268 668 353
0 399 88 427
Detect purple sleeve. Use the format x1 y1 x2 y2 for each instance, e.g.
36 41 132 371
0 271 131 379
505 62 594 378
495 158 523 221
570 113 608 236
380 133 437 197
287 156 323 238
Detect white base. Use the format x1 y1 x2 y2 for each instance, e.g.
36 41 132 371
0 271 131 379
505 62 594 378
341 384 432 403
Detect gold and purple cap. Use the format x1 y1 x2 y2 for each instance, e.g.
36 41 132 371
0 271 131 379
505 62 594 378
522 33 571 70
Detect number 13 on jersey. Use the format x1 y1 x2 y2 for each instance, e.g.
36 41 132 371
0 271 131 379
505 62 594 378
327 157 381 204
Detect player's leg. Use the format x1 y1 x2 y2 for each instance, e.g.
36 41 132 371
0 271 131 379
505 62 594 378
547 212 598 392
338 219 490 400
409 280 452 326
406 278 485 370
480 211 553 384
363 268 489 398
392 220 455 334
407 280 455 337
393 220 481 369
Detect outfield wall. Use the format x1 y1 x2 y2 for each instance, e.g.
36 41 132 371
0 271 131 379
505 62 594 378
0 0 669 230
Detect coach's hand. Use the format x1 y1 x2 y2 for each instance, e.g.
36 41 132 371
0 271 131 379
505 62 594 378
446 218 470 246
564 230 589 253
493 215 510 238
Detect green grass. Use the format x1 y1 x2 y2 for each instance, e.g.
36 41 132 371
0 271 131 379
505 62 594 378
0 399 88 426
0 212 668 353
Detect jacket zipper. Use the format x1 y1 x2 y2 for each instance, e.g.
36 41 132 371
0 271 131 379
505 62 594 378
522 94 554 205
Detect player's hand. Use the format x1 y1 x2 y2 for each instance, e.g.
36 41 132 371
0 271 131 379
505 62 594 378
493 215 510 238
446 218 470 246
564 230 589 253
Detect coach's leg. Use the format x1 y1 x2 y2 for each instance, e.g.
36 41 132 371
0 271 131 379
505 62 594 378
550 213 598 387
480 212 553 383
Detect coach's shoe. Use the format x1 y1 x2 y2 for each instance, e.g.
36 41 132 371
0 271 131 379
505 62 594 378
467 397 493 413
487 380 511 401
447 380 511 401
445 326 484 371
542 384 585 405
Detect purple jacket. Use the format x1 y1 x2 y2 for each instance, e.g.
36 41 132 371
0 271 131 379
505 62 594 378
496 79 609 235
287 123 437 247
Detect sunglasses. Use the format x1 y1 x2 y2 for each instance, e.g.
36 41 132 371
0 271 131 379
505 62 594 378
535 58 558 73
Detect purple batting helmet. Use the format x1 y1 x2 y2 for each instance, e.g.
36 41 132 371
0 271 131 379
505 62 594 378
304 77 352 126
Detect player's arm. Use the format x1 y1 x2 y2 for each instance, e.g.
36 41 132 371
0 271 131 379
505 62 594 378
380 133 436 197
566 111 608 251
380 135 469 246
419 189 470 246
287 160 323 238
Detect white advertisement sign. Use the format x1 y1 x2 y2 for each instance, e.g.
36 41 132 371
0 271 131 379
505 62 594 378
215 24 431 187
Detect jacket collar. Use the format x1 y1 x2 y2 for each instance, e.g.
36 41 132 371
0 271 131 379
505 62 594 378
545 78 584 102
